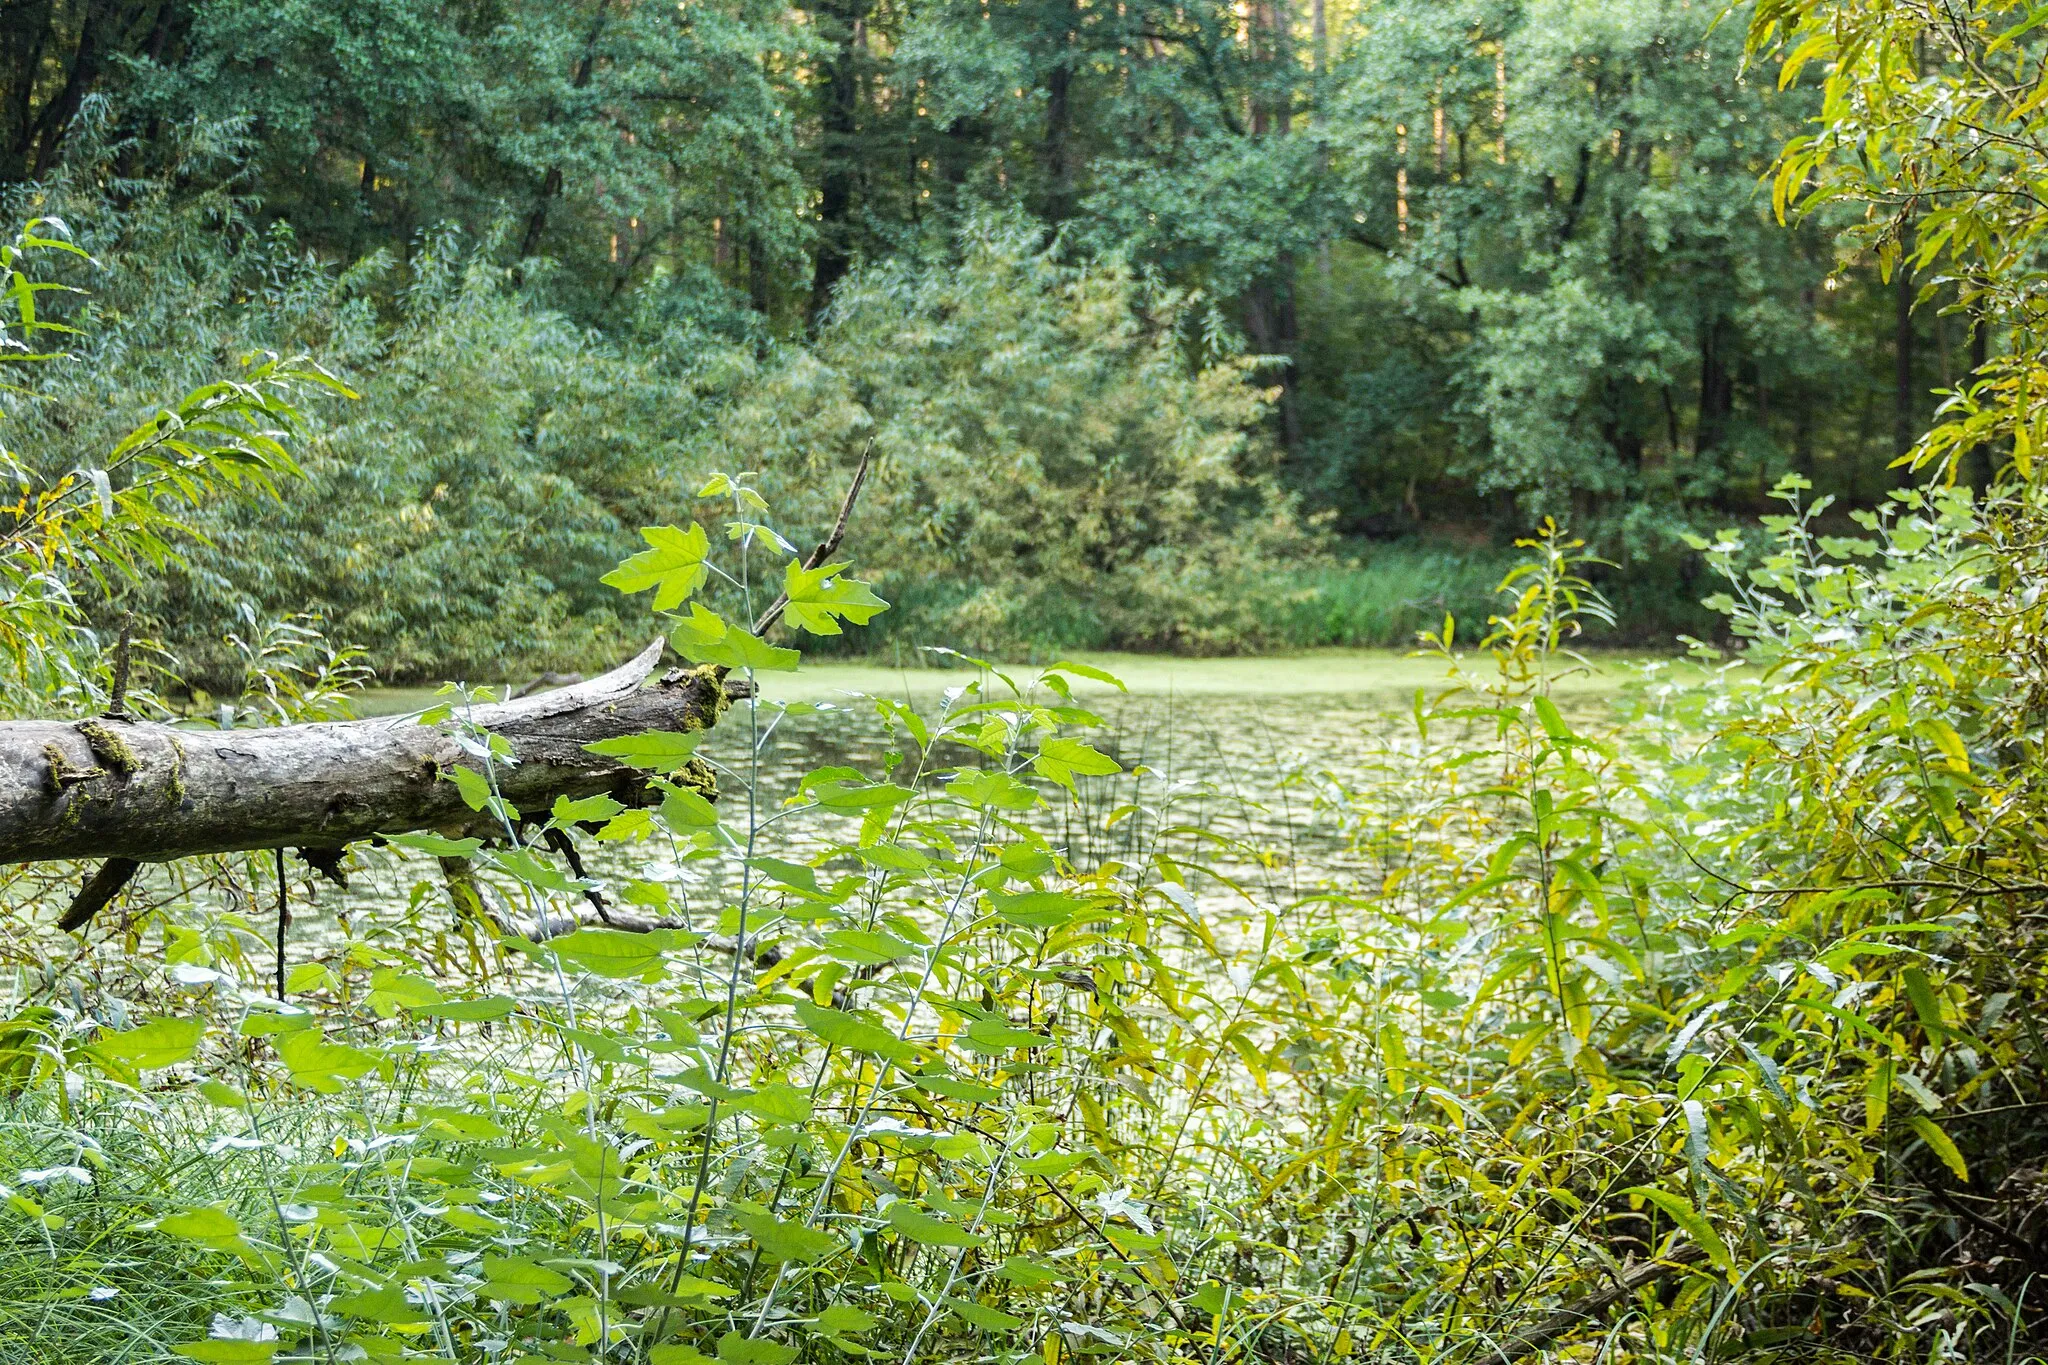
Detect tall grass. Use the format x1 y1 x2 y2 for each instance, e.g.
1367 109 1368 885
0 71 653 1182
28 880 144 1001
1268 545 1520 648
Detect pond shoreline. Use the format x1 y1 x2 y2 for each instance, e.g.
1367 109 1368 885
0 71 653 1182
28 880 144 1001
353 645 1687 715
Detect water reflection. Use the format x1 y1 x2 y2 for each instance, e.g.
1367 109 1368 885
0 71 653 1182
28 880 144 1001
316 660 1626 938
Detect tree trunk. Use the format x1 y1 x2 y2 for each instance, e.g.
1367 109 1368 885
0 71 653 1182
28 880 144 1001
1040 0 1079 224
0 641 742 867
2 0 59 179
1695 316 1733 458
1970 313 1993 485
1894 233 1917 458
520 0 613 261
28 0 115 177
809 0 870 319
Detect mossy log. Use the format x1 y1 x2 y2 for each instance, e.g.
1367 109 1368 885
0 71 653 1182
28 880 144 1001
0 640 741 872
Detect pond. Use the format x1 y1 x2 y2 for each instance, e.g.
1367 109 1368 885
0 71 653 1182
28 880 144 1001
318 649 1662 942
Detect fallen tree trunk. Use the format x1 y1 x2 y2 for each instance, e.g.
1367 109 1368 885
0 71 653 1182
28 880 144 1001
0 640 740 869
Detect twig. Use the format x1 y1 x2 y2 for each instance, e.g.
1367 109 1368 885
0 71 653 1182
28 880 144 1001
543 825 615 925
58 857 141 932
274 847 290 1002
750 441 875 637
1496 1245 1707 1362
105 616 133 720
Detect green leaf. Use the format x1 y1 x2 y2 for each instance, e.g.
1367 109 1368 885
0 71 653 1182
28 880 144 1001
550 928 683 979
794 1002 916 1064
91 1016 203 1071
1532 696 1575 743
946 771 1038 812
366 969 443 1017
417 996 518 1022
948 1298 1024 1331
275 1028 379 1094
715 631 802 673
651 1349 714 1365
1903 968 1949 1038
585 730 702 773
1911 1115 1970 1182
1622 1187 1731 1270
384 831 483 857
156 1206 244 1247
552 793 626 826
887 1202 987 1248
670 602 800 672
987 890 1089 929
823 929 917 965
965 1017 1054 1050
1037 738 1122 776
173 1345 278 1364
603 524 711 610
997 1254 1068 1287
330 1285 428 1324
744 1082 815 1125
491 847 577 894
814 1305 876 1335
808 779 915 811
447 764 496 812
913 1072 1002 1104
718 1331 798 1365
734 1211 841 1264
1016 1151 1088 1177
418 1107 506 1141
480 1254 573 1303
781 559 889 635
661 782 721 829
1043 660 1128 692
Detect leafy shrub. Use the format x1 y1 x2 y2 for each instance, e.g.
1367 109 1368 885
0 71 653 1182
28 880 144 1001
645 213 1325 655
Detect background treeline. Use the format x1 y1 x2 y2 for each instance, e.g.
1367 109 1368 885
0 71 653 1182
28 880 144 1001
0 0 1969 677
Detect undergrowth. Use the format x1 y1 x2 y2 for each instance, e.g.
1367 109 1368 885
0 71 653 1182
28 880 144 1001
1 476 2044 1364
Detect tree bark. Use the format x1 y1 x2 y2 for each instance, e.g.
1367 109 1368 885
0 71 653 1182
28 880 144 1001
0 640 742 866
1895 228 1918 459
1040 0 1079 223
520 0 613 261
808 0 871 319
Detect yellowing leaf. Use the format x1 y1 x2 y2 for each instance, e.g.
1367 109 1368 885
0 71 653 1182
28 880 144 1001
1914 717 1970 773
1621 1186 1730 1270
1911 1115 1970 1182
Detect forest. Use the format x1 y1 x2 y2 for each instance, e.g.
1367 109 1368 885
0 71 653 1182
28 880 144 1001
3 0 2047 1362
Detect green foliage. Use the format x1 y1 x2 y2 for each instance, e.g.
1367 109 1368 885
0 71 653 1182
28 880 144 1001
6 3 2048 1361
1747 0 2043 490
0 216 346 714
717 215 1321 653
0 0 1968 671
6 482 2044 1362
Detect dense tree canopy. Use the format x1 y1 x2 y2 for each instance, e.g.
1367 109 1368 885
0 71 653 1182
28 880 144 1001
0 0 1975 672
